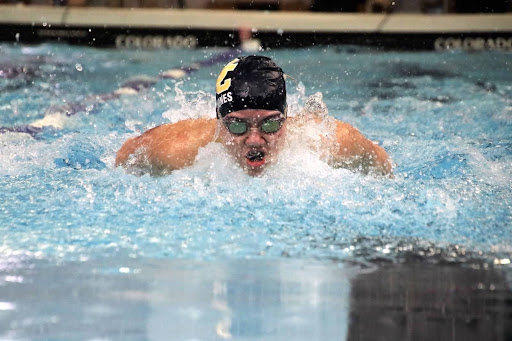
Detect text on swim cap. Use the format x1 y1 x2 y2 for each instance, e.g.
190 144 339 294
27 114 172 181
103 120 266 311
216 92 233 108
216 58 239 94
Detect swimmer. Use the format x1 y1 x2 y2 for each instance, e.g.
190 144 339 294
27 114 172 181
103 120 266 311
115 55 393 176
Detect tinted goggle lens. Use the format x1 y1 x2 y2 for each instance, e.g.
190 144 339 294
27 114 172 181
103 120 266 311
226 120 248 134
225 118 284 135
261 119 283 133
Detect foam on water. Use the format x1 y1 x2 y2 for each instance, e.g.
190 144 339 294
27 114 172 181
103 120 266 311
0 44 511 268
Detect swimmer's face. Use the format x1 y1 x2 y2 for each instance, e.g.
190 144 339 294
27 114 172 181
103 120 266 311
220 109 287 176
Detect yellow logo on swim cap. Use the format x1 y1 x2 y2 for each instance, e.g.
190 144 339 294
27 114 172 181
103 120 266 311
216 58 239 94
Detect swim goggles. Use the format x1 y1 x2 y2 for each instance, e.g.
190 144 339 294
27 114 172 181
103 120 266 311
223 115 285 135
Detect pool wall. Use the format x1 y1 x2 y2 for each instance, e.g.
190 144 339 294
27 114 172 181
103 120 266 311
0 5 511 50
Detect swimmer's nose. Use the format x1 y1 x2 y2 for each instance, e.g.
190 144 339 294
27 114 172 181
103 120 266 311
245 128 265 146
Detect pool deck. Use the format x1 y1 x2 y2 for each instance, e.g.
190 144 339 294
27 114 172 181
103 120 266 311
0 5 512 50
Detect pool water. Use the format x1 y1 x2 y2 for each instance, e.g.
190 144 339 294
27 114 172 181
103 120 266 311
0 44 511 340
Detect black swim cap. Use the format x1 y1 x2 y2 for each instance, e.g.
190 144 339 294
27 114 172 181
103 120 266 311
216 56 287 118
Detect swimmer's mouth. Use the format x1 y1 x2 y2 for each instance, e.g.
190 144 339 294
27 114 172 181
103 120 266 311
246 150 265 167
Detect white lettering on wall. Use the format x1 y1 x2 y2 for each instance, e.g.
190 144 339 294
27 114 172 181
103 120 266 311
115 34 198 49
434 37 512 51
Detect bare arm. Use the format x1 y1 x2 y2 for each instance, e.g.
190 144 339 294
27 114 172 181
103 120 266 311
115 118 217 175
330 120 393 175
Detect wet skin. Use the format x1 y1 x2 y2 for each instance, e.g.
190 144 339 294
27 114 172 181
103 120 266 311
219 109 286 176
115 111 393 176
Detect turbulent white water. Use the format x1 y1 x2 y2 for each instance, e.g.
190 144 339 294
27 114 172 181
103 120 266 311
0 44 511 267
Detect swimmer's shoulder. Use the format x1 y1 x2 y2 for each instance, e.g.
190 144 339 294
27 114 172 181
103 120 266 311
287 115 392 175
146 117 216 135
115 118 217 173
150 117 217 142
117 118 216 156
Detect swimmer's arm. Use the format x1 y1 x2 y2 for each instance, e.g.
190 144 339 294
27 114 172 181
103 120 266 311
330 120 393 176
115 118 217 176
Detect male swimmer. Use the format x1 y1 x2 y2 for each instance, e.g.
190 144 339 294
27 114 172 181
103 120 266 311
115 56 392 176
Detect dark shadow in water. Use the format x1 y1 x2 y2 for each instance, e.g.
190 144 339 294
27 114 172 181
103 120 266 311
389 61 458 80
364 61 502 103
364 61 463 103
348 263 512 341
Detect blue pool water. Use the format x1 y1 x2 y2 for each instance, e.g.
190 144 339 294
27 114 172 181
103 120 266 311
0 43 511 340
